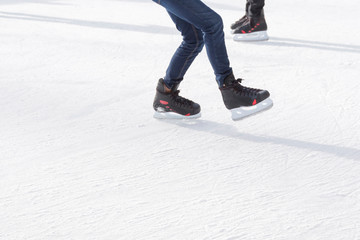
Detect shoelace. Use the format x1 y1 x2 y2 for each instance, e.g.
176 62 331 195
171 90 195 108
237 17 262 33
232 79 261 97
238 18 252 30
234 15 248 26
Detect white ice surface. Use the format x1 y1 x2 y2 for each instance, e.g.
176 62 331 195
1 0 360 239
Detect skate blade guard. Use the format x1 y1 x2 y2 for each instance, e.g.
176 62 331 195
153 111 201 120
230 98 273 121
233 31 269 42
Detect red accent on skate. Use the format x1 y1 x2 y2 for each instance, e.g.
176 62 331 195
252 99 257 105
185 113 191 116
241 30 246 33
160 100 168 105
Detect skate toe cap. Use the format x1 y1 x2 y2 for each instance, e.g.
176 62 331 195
193 103 201 114
257 90 270 102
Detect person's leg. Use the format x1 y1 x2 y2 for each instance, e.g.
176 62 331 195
247 0 265 18
245 0 250 16
154 0 232 87
152 0 271 119
163 12 204 89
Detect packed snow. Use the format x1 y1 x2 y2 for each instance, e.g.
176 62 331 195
1 0 360 239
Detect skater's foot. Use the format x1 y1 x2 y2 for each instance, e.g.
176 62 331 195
220 74 272 120
153 79 201 119
230 14 248 32
220 73 270 109
232 13 268 41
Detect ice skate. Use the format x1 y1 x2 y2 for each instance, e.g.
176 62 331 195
230 14 248 34
232 13 269 42
153 79 201 119
219 74 273 120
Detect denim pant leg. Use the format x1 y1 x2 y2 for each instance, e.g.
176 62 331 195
153 0 233 87
164 12 205 88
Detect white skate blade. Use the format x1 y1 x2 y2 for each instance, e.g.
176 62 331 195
230 98 273 121
233 31 269 42
153 111 201 120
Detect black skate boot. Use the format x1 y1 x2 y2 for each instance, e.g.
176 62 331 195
233 12 268 41
219 74 273 120
153 78 201 119
230 14 248 32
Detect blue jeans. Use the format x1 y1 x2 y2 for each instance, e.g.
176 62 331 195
153 0 233 87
